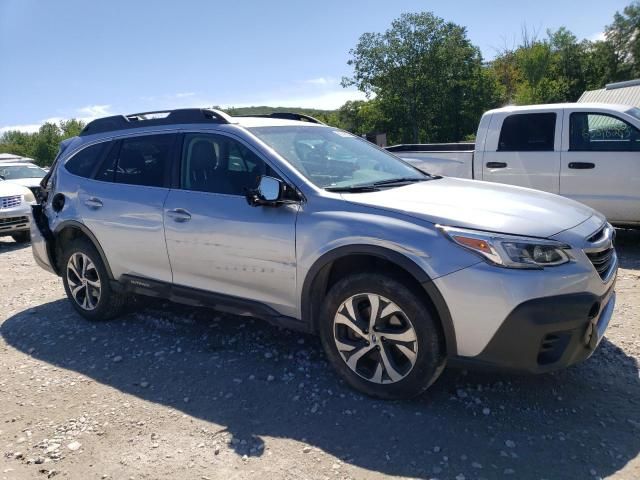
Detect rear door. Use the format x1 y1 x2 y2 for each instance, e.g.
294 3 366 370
481 110 562 193
560 111 640 224
78 133 177 282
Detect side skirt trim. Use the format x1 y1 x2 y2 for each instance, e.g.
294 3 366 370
119 274 310 333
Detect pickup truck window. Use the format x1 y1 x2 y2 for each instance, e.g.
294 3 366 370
570 113 640 152
498 113 556 152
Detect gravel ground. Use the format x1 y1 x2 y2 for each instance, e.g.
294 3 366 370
1 231 639 480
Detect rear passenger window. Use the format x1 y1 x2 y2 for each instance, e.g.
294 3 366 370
570 113 640 151
97 134 174 187
64 142 109 178
498 113 556 151
180 133 267 195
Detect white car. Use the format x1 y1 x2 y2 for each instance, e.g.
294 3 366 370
0 162 47 200
388 103 640 227
0 178 34 242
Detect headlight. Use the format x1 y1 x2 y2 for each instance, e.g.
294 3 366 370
439 226 571 269
23 191 36 203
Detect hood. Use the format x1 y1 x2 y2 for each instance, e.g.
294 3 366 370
342 177 597 238
0 181 31 197
4 177 42 188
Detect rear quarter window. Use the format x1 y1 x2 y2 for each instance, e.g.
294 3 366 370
64 142 110 178
498 113 556 152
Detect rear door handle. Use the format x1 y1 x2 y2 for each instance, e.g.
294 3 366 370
486 162 507 169
568 162 595 169
84 197 103 209
167 208 192 223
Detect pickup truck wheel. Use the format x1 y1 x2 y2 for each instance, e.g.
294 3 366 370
61 238 127 321
11 231 30 243
319 273 445 400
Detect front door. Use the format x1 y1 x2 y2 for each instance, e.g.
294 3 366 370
163 132 299 316
560 111 640 224
481 111 562 193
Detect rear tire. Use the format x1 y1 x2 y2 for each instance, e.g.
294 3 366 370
319 273 445 400
11 231 30 243
61 238 127 321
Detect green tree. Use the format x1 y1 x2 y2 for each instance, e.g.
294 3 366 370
0 119 85 166
343 12 500 143
606 0 640 77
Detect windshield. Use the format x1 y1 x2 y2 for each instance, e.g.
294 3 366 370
0 164 46 179
249 126 426 189
626 107 640 122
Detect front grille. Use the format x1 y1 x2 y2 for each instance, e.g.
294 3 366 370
0 216 28 231
586 248 615 279
584 224 616 280
0 195 21 209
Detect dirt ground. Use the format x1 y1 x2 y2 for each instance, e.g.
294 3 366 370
1 230 639 480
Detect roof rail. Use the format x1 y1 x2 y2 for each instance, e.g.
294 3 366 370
236 112 325 125
80 108 236 136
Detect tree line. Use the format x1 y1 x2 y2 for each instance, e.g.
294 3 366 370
2 1 638 165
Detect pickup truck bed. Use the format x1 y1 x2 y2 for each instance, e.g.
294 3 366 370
386 143 475 179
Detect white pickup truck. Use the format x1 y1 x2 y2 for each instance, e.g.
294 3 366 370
387 103 640 227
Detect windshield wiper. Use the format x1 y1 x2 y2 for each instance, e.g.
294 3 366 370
371 177 432 186
324 185 381 193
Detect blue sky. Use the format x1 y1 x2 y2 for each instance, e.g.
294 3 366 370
0 0 629 132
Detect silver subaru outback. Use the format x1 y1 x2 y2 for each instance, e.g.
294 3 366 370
31 108 617 399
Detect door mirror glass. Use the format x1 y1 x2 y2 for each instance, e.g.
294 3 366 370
257 176 281 201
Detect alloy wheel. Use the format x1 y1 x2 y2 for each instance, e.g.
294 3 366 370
333 293 418 384
66 252 101 311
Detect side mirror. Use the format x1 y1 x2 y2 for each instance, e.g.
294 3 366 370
247 176 286 206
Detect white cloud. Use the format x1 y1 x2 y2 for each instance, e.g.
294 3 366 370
303 77 337 86
0 123 42 134
175 92 196 98
77 104 112 118
591 31 606 42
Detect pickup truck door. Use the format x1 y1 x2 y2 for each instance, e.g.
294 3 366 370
481 110 563 193
560 111 640 224
163 132 299 317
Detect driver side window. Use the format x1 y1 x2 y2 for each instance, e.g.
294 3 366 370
180 133 268 195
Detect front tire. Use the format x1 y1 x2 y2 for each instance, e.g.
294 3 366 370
319 273 445 399
61 238 127 321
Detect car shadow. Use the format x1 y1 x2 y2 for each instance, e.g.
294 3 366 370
0 237 30 253
2 296 639 479
615 228 640 270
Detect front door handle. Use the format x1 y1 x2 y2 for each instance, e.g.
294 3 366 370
84 197 103 209
486 162 507 169
167 208 192 223
568 162 595 169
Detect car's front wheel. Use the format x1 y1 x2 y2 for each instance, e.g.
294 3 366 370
61 238 127 321
319 273 445 399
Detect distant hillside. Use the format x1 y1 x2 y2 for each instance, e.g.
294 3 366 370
223 106 336 117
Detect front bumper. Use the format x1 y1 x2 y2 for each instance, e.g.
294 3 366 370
434 233 618 373
0 203 31 236
452 282 616 373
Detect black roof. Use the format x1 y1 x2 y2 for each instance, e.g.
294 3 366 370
80 108 326 137
80 108 235 136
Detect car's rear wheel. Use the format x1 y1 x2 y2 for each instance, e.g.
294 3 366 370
319 273 445 399
11 231 30 243
61 238 127 321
